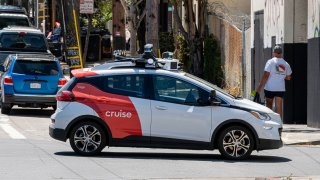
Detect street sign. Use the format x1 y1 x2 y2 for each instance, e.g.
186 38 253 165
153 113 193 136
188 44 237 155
80 0 94 14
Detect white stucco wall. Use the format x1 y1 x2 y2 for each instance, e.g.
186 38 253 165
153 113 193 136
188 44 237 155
245 27 252 98
252 0 308 48
264 0 285 48
284 0 308 43
294 0 308 43
308 0 320 39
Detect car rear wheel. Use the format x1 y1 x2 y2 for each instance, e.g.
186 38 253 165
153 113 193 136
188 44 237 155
1 103 12 115
218 126 254 160
69 121 106 156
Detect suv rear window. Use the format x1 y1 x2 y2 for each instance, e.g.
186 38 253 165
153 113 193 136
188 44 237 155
0 17 29 29
0 33 47 51
13 60 59 76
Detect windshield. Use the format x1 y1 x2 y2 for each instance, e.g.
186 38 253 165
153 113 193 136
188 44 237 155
184 73 235 99
0 33 47 52
13 60 59 76
0 17 29 29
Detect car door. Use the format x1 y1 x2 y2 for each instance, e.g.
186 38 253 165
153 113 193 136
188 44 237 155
74 74 152 145
150 75 212 145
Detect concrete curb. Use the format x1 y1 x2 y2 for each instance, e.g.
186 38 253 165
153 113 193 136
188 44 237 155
282 124 320 146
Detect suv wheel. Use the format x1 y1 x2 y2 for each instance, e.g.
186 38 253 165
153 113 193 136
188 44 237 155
69 121 106 156
1 103 12 115
218 126 254 160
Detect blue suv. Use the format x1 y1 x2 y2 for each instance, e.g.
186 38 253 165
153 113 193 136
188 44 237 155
0 54 67 114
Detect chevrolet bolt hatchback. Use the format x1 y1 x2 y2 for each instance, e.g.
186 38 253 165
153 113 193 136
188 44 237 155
50 58 283 160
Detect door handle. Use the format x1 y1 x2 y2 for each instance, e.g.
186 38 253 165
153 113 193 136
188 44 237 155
97 97 109 102
155 106 167 110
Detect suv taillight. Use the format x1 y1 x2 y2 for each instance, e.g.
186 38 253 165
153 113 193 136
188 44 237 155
58 78 67 87
4 76 13 85
56 91 75 101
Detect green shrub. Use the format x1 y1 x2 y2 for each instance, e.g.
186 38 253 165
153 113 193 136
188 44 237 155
176 35 190 72
204 34 223 87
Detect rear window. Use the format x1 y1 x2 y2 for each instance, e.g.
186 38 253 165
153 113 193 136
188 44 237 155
0 17 29 29
0 33 47 52
13 60 59 76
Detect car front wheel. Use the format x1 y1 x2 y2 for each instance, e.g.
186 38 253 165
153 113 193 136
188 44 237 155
69 121 107 156
218 126 254 160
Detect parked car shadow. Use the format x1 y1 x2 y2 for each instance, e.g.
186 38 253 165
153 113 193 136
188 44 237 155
7 107 54 117
55 151 291 163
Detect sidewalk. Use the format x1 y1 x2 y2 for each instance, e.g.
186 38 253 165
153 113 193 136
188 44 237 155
282 124 320 146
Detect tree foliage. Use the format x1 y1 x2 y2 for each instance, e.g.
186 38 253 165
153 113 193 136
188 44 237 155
204 34 223 87
93 0 112 28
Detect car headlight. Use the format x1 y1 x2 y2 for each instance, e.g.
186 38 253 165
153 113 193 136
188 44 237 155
250 111 271 121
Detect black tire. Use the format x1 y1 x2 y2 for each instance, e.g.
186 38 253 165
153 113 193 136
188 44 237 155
1 103 11 115
69 121 107 156
218 126 255 160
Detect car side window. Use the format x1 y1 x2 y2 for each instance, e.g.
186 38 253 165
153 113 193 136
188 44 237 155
103 75 146 98
153 75 209 106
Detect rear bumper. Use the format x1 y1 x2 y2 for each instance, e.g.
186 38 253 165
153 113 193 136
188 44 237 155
4 94 56 106
49 124 67 141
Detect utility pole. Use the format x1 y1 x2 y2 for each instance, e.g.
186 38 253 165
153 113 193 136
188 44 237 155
112 0 126 56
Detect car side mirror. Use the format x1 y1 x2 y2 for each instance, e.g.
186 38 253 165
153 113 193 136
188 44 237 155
0 65 5 72
197 98 210 106
210 90 221 106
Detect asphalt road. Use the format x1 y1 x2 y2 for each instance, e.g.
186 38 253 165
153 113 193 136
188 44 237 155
0 107 320 180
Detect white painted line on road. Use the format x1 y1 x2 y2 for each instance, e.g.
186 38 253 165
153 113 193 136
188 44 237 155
0 115 9 122
0 118 9 122
0 124 26 139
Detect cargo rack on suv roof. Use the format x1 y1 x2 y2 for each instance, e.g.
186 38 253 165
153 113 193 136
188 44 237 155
0 5 27 14
12 53 56 61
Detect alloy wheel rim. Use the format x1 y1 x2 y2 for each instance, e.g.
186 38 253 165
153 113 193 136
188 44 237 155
74 125 101 153
223 130 250 157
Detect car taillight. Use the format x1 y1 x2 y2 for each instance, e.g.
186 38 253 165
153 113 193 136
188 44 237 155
4 76 13 85
58 78 67 87
56 91 75 101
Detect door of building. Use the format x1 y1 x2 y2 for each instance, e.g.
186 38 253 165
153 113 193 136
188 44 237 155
253 11 264 99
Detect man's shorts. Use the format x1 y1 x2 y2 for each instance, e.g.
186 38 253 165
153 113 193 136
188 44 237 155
264 90 285 99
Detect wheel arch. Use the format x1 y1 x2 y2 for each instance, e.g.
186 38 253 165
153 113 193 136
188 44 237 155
65 115 112 145
211 119 259 150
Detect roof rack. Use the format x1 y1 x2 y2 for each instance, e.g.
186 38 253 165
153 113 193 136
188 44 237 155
12 53 56 61
0 5 27 14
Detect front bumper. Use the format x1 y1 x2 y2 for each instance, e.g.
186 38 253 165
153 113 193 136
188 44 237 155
257 138 283 150
4 94 56 106
49 124 67 141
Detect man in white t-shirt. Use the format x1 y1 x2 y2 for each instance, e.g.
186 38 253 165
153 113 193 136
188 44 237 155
256 45 292 119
